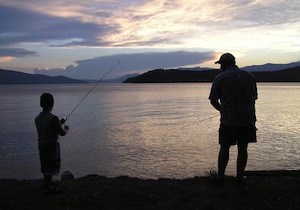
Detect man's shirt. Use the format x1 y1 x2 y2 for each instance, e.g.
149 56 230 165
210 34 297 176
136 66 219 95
209 65 258 126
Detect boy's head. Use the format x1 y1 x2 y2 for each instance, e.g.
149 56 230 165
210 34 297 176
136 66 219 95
40 93 54 109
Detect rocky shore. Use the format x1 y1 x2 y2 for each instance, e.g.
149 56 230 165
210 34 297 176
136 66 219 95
1 170 299 210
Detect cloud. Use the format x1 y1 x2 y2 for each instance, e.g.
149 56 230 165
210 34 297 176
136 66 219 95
0 48 37 57
1 0 300 73
0 5 116 47
230 0 300 26
34 51 215 79
0 47 37 62
1 0 300 50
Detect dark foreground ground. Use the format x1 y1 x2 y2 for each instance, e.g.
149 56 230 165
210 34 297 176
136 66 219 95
1 170 299 210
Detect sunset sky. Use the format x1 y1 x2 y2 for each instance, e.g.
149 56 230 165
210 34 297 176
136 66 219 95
1 0 300 79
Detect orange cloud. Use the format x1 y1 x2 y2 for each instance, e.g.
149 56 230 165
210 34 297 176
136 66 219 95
0 57 14 62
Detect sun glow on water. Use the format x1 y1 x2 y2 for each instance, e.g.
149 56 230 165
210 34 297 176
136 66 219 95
0 83 299 180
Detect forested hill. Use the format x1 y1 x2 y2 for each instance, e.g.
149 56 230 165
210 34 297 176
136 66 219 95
0 69 87 85
124 66 300 83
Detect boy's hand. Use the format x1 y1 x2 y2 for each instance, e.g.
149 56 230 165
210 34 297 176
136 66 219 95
64 125 69 130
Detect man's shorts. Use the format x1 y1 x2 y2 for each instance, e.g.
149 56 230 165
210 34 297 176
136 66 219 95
219 124 257 146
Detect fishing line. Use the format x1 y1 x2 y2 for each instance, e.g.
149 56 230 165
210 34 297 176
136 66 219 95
198 114 219 122
65 61 120 122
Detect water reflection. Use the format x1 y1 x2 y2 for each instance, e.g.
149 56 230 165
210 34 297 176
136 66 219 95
0 83 299 180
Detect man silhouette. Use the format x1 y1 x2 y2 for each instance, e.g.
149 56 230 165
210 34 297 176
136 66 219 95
209 53 258 186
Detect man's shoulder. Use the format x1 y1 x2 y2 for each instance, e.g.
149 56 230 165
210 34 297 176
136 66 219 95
213 67 256 83
225 66 255 78
213 69 232 81
239 69 256 79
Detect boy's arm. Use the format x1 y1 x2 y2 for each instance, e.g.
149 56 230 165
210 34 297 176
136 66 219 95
52 116 69 136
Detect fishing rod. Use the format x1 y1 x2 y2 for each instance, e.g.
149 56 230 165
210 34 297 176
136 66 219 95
64 61 120 123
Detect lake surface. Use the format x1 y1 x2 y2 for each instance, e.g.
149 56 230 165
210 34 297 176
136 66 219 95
0 83 299 180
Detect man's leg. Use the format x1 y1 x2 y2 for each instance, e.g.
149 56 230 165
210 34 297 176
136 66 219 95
44 174 52 188
237 142 248 181
218 144 230 180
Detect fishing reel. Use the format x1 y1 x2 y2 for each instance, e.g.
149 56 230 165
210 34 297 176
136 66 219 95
60 118 67 125
60 118 69 130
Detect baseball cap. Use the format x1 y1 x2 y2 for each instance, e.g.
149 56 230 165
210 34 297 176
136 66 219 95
215 53 235 64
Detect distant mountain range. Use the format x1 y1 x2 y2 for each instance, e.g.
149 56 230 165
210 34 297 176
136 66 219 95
1 62 300 84
241 62 300 72
0 69 139 85
124 63 300 83
0 69 87 85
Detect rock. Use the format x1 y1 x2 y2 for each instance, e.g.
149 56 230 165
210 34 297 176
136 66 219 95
61 171 74 180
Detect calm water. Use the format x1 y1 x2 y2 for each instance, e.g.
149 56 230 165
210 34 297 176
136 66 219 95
0 83 299 180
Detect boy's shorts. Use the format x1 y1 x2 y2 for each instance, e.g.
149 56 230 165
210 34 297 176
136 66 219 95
219 124 257 146
39 142 61 175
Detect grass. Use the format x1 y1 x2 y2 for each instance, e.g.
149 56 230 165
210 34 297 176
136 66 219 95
204 167 218 178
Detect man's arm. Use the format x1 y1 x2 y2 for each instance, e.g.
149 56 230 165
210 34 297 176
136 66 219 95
209 79 221 112
210 100 221 111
